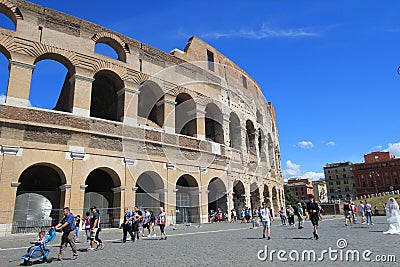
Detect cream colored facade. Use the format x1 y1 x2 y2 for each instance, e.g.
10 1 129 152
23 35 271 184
0 0 284 235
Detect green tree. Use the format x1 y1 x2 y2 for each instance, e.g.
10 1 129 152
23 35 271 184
284 185 301 206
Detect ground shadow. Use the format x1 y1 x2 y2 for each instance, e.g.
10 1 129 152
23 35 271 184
244 237 264 240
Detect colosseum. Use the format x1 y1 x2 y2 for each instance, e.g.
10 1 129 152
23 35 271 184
0 0 284 235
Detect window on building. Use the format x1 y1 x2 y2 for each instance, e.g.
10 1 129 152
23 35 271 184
206 50 214 71
329 189 334 193
345 187 350 192
374 155 379 161
385 172 389 177
336 175 339 179
328 170 331 173
361 175 364 179
336 181 341 185
343 174 347 178
242 75 247 89
343 168 345 171
370 181 374 186
386 179 390 185
363 182 366 187
335 169 338 173
344 180 349 184
395 178 399 185
393 171 397 176
353 183 356 187
329 176 332 180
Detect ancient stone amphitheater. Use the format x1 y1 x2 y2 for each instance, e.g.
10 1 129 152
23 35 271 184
0 0 284 235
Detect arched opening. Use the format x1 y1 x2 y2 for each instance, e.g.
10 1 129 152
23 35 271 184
90 70 124 122
229 112 241 149
175 174 199 224
135 171 165 209
94 37 126 62
246 120 256 154
94 43 118 60
30 56 74 111
13 164 66 233
250 182 260 210
233 180 245 213
137 80 164 128
272 186 279 216
0 47 10 103
263 185 271 207
258 128 266 160
256 109 263 125
84 168 121 228
207 178 227 214
175 93 197 137
268 134 275 169
205 103 224 144
0 4 17 31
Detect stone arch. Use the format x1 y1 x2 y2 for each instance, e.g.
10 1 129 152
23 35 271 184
92 32 129 62
175 92 197 137
90 69 125 122
0 44 10 101
250 182 260 210
30 53 75 112
138 80 164 128
84 167 121 228
246 119 256 153
207 177 227 213
256 109 263 125
258 128 266 160
135 171 165 209
175 174 200 223
229 112 241 149
272 186 279 216
268 134 275 169
205 103 224 144
13 163 67 233
0 1 23 30
233 180 245 213
263 184 271 207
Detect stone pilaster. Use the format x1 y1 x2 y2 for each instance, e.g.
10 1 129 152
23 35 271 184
6 60 35 107
71 74 94 117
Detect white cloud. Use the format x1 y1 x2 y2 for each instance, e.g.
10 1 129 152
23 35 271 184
297 141 314 149
284 160 324 181
326 141 335 146
385 143 400 158
0 94 5 103
372 145 383 150
301 172 325 180
199 24 318 40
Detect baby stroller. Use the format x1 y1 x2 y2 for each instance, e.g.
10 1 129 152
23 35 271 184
21 228 56 265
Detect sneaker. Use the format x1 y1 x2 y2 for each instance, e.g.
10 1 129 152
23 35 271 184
100 243 105 250
87 247 95 251
267 236 271 240
152 234 156 237
263 234 266 239
315 234 319 240
164 236 167 240
73 253 78 257
371 223 374 225
367 223 370 225
159 237 164 240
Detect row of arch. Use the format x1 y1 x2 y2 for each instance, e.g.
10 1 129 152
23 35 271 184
13 163 283 232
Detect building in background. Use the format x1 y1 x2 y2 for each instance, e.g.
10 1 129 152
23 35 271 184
287 178 314 201
324 162 355 202
313 179 328 203
352 152 400 197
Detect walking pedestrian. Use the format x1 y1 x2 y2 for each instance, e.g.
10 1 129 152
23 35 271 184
306 194 320 240
157 207 167 240
279 207 286 225
83 211 91 242
74 215 81 242
122 207 135 242
54 207 78 261
365 200 374 225
296 202 304 229
260 202 273 239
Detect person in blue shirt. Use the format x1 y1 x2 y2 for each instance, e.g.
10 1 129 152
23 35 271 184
54 207 78 260
122 207 135 242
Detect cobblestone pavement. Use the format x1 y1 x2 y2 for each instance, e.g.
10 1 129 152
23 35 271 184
0 215 398 266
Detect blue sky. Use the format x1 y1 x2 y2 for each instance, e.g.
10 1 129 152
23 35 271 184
1 1 400 180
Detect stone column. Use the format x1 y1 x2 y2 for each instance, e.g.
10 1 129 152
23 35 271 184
112 186 126 226
119 84 140 126
0 146 22 236
71 74 95 117
199 189 208 224
222 112 231 147
162 93 176 134
195 104 206 140
244 184 251 208
60 184 72 208
165 164 177 224
227 191 234 215
6 60 35 107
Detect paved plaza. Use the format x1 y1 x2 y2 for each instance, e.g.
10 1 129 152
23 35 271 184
0 215 398 266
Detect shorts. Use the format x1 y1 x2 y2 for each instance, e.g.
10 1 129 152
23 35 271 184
344 211 351 218
262 221 270 228
358 211 365 217
159 225 165 233
310 215 319 226
90 228 98 239
143 223 150 230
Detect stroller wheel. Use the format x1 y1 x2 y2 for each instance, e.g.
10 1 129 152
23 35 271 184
42 257 47 263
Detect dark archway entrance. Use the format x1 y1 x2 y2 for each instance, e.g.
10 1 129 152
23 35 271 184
84 168 121 228
207 178 227 213
13 164 65 233
176 175 199 224
135 171 165 210
233 180 245 213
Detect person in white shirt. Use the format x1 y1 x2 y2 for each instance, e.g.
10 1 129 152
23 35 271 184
365 200 374 225
260 202 273 239
358 201 365 224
